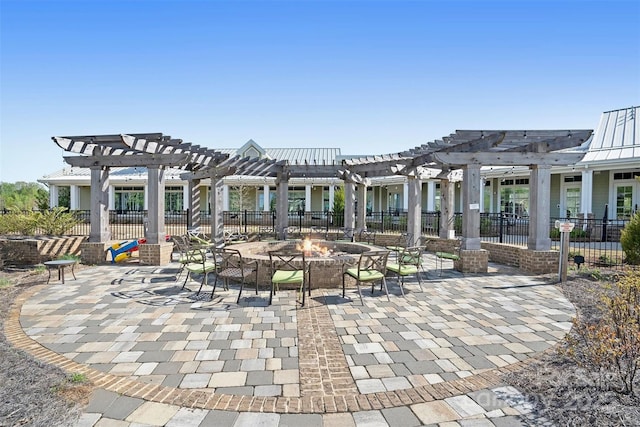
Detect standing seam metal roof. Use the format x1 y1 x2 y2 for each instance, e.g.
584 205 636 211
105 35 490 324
580 106 639 163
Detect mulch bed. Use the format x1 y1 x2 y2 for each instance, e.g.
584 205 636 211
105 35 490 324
0 268 90 427
503 270 640 426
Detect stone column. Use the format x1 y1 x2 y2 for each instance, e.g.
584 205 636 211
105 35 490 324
188 179 201 230
182 183 189 216
276 172 289 239
210 175 225 247
344 181 356 234
69 185 79 210
403 182 409 212
426 181 435 212
89 166 111 242
528 165 552 250
461 165 482 250
581 168 593 217
305 184 312 212
49 185 59 208
146 166 166 244
328 185 335 211
406 176 422 246
439 179 454 240
109 186 115 210
222 184 230 211
263 185 270 211
134 167 172 266
356 183 367 232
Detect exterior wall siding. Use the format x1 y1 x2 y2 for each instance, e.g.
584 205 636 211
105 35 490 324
550 174 561 217
79 186 91 210
592 171 610 219
311 186 324 211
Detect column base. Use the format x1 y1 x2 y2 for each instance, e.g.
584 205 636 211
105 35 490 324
454 249 488 273
139 242 174 266
80 242 110 265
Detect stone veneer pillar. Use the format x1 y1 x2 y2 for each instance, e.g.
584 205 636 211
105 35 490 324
80 242 110 265
454 249 489 273
139 241 174 266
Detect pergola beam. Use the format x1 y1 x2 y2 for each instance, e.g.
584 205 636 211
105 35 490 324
432 152 585 166
63 153 191 168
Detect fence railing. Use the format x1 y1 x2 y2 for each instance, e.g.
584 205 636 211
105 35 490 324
1 209 634 269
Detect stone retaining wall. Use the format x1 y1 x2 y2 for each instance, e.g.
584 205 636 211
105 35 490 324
1 234 560 274
0 236 86 266
480 241 558 274
480 242 521 267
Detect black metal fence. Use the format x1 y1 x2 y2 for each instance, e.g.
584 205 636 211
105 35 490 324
1 209 634 269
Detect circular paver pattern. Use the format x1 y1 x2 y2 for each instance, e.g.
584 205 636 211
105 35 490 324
7 258 574 416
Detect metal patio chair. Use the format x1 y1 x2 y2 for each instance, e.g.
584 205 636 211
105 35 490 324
212 247 258 303
342 250 390 305
386 245 425 294
268 250 309 306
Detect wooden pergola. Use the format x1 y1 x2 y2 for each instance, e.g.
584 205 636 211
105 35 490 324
53 128 592 267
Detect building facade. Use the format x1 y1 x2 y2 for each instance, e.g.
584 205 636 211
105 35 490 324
40 107 639 221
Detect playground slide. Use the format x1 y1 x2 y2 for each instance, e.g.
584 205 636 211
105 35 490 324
108 239 146 263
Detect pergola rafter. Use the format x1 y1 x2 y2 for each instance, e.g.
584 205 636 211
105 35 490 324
52 127 593 268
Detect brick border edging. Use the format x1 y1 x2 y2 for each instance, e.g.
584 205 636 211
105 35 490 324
4 283 532 414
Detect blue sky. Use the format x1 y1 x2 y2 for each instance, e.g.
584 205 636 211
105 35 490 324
1 0 638 184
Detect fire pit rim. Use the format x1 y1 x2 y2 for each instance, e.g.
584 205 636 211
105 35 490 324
229 240 379 260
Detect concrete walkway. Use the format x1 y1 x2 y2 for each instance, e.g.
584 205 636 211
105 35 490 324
6 255 573 426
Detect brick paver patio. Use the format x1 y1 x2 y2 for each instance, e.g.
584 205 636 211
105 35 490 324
5 255 573 426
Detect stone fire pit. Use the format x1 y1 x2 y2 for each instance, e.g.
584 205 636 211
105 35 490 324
230 240 379 289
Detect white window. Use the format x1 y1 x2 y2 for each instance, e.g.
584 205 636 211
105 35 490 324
499 178 529 218
612 171 640 220
114 186 144 211
561 175 582 219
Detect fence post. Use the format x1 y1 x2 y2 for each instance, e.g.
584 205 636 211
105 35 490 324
601 205 608 242
499 212 504 243
381 211 385 233
243 210 248 234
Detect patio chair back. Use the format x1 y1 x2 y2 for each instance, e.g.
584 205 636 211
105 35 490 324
268 250 308 306
182 242 216 296
213 247 258 302
387 246 425 293
386 232 414 260
337 227 355 242
343 250 390 305
172 234 205 284
358 229 376 245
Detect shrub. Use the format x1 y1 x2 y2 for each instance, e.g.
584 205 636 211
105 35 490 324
570 228 588 238
598 254 615 266
621 212 640 265
562 271 640 394
0 210 38 235
0 207 79 236
35 207 81 235
480 217 493 235
454 215 462 234
59 253 81 261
